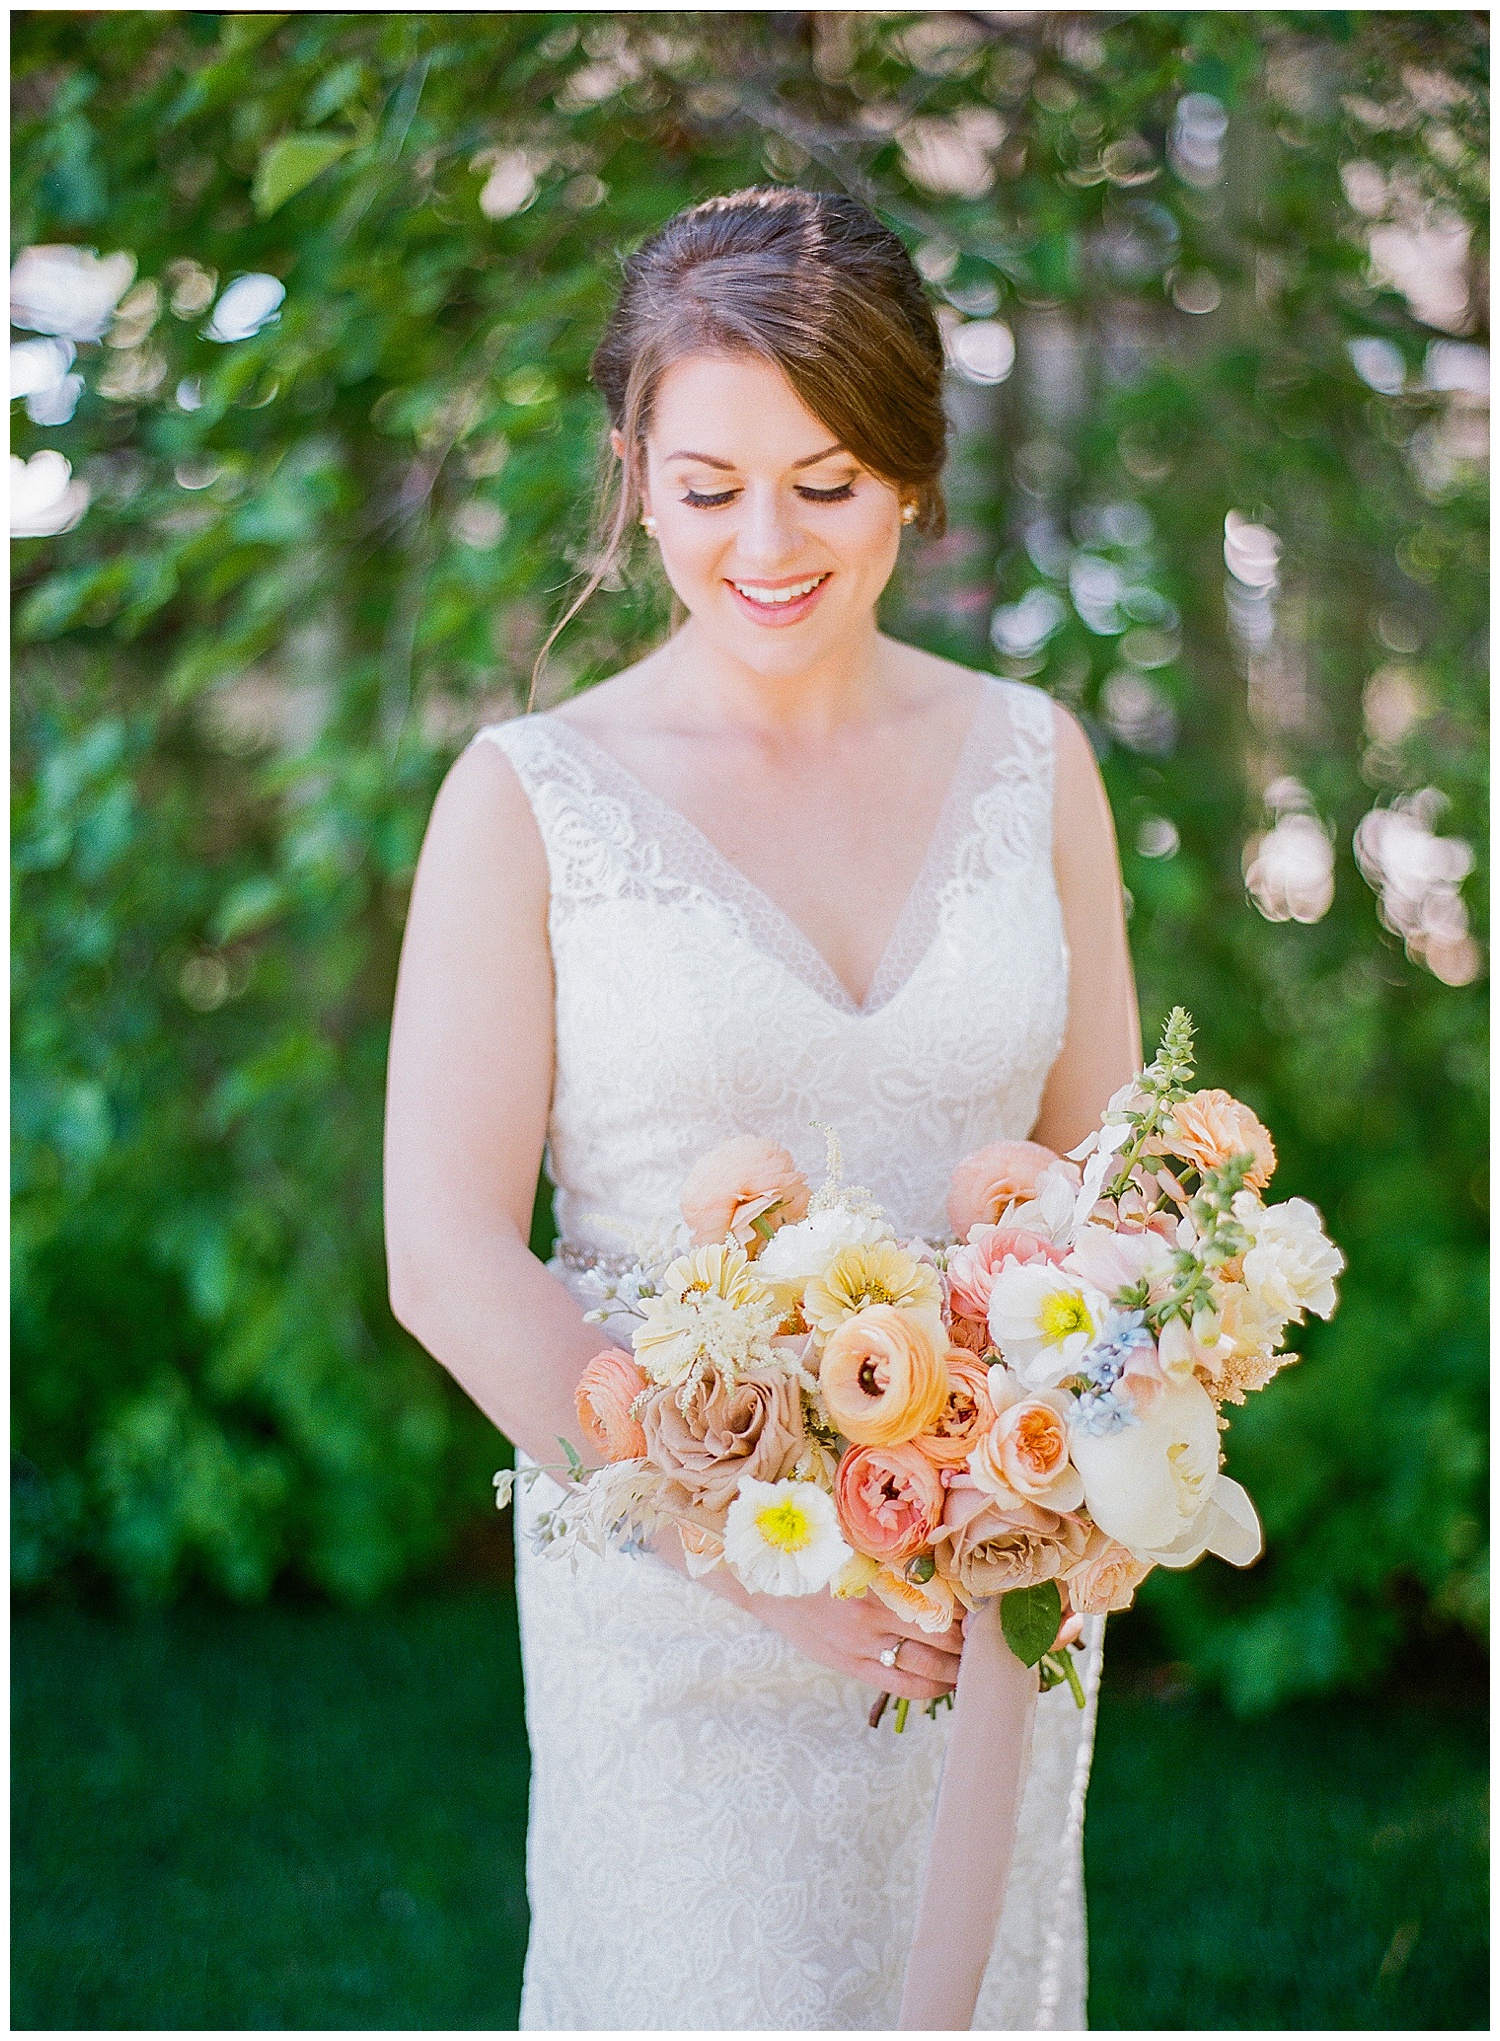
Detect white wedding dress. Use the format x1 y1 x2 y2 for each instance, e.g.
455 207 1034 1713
477 676 1105 2032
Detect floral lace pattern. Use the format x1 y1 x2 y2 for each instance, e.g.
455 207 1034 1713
477 678 1099 2031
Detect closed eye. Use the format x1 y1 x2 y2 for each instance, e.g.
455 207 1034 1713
679 481 858 508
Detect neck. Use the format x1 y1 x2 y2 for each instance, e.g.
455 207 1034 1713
658 612 896 741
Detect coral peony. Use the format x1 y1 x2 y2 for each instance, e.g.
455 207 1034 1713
819 1305 950 1447
947 1139 1076 1240
835 1442 945 1563
680 1136 811 1254
947 1224 1066 1320
1167 1089 1276 1190
574 1348 649 1462
914 1353 996 1467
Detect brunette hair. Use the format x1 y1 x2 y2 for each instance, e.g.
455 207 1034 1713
530 186 948 704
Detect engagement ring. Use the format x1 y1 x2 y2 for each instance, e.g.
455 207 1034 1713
879 1643 902 1671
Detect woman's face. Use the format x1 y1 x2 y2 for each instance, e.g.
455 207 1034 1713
627 351 906 678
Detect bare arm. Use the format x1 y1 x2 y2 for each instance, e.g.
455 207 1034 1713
1030 704 1142 1153
384 737 603 1466
383 735 962 1699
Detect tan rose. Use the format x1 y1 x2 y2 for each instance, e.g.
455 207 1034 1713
574 1348 649 1462
1167 1089 1276 1190
1063 1526 1152 1614
680 1136 811 1255
819 1305 950 1447
931 1481 1089 1602
639 1364 804 1518
913 1352 995 1468
947 1139 1078 1239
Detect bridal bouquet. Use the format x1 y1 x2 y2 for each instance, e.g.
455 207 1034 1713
497 1011 1342 1723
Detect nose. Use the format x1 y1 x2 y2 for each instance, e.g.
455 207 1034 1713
734 481 804 571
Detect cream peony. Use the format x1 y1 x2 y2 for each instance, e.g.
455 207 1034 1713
986 1262 1110 1388
722 1476 851 1596
1234 1193 1344 1324
1067 1375 1260 1567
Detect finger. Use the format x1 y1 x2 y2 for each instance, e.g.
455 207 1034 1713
884 1620 963 1663
860 1666 955 1703
881 1610 966 1655
876 1637 961 1687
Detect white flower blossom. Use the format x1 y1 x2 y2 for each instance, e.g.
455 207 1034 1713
722 1477 850 1596
1233 1193 1344 1323
986 1262 1110 1387
754 1203 895 1292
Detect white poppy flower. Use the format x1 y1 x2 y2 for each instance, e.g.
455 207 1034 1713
723 1478 851 1596
986 1262 1110 1387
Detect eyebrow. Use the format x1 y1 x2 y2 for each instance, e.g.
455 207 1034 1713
661 442 850 471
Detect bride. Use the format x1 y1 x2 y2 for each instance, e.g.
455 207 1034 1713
384 186 1138 2031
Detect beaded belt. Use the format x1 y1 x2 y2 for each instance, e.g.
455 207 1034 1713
554 1239 640 1278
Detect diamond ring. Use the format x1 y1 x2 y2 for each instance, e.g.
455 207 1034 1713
879 1643 902 1671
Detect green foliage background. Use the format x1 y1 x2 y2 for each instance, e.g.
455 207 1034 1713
12 11 1487 1709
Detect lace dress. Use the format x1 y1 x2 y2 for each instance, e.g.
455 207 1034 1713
475 677 1105 2032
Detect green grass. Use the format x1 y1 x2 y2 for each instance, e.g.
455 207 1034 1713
11 1588 1487 2031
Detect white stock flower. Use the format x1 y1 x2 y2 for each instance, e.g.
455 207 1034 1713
1068 1376 1249 1561
723 1477 851 1596
753 1203 895 1295
986 1262 1110 1387
1234 1193 1344 1323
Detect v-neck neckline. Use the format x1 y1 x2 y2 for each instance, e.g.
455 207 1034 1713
544 681 994 1019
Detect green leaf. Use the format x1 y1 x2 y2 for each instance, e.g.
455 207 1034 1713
1001 1581 1063 1668
252 132 354 218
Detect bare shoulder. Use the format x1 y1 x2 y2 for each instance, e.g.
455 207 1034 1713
1044 697 1121 872
418 728 548 913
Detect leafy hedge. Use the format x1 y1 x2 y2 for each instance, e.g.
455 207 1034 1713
12 12 1486 1706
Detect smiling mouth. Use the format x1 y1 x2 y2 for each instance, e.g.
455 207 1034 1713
728 573 831 608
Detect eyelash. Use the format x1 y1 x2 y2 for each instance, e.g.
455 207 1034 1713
680 482 857 508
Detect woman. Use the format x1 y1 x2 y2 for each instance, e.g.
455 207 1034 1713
385 186 1139 2030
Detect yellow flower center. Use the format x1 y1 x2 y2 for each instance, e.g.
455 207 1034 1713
1038 1289 1093 1345
755 1499 814 1552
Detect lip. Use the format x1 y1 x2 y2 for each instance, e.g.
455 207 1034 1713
724 571 832 628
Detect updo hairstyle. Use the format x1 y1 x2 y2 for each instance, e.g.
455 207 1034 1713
533 186 948 699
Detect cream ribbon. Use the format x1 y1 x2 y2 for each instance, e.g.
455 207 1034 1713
897 1594 1039 2030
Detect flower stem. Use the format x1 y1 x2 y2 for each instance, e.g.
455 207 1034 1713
894 1696 910 1733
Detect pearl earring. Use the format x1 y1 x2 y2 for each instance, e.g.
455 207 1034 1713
900 502 917 526
640 513 658 537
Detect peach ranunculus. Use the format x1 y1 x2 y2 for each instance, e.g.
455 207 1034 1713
969 1390 1085 1511
639 1363 804 1518
1063 1526 1153 1614
574 1348 650 1462
914 1353 996 1468
946 1224 1067 1320
931 1480 1090 1602
870 1563 960 1635
1166 1089 1276 1191
835 1442 945 1564
947 1139 1078 1240
680 1136 811 1254
819 1305 950 1447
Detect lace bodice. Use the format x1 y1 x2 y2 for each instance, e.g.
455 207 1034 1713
473 676 1069 1249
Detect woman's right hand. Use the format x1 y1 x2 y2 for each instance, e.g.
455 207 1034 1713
743 1581 964 1701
